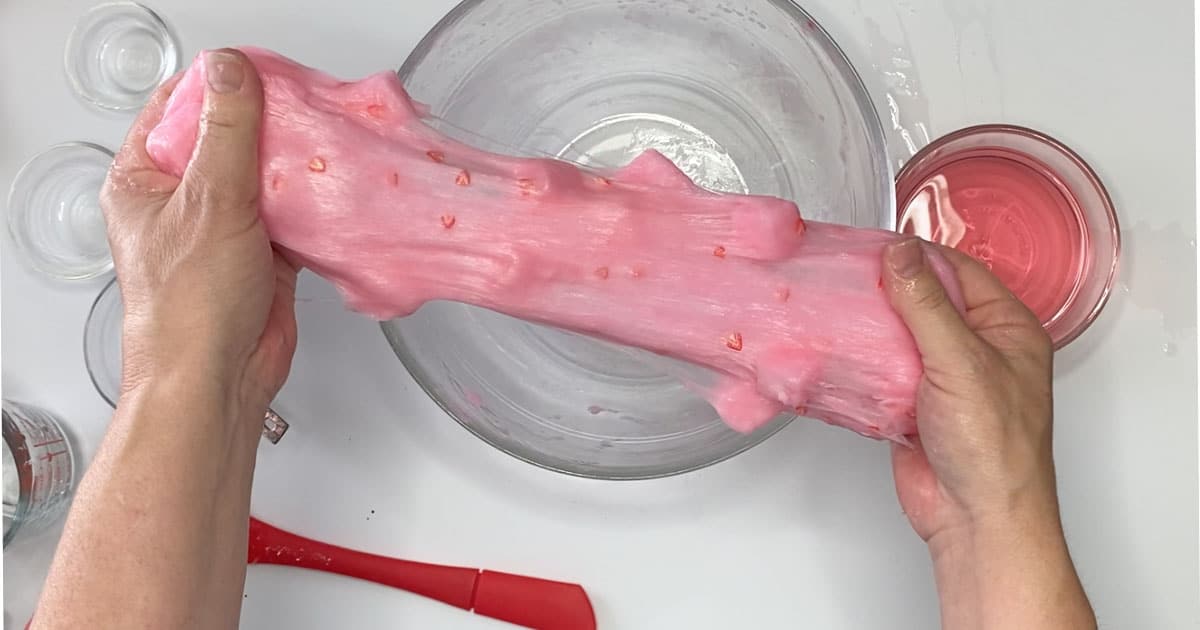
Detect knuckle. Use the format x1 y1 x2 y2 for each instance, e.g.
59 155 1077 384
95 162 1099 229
199 110 243 134
183 165 228 200
1030 326 1054 356
999 295 1042 327
177 170 259 217
178 177 213 208
959 345 993 380
1019 328 1054 368
196 111 253 150
990 300 1054 360
910 281 950 312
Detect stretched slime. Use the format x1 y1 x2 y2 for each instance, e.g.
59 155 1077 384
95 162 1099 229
146 48 963 441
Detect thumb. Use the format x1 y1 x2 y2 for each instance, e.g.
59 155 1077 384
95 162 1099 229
185 48 263 206
884 238 979 363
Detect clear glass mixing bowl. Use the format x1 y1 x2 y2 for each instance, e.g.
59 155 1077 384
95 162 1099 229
383 0 892 479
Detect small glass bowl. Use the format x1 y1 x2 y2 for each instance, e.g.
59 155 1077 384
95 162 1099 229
6 142 115 280
387 0 890 479
83 277 123 407
896 124 1121 349
65 2 179 111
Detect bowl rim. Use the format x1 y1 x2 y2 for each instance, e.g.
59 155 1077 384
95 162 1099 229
381 317 797 480
390 0 894 479
84 276 121 408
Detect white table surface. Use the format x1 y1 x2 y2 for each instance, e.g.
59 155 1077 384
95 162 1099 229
2 1 1197 628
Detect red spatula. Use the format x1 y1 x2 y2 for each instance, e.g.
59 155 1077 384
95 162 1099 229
248 518 596 630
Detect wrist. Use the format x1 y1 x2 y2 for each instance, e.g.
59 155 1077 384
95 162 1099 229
930 510 1066 581
928 501 1095 630
118 346 265 438
932 485 1064 556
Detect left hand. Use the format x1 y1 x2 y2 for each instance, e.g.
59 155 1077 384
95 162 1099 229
101 49 298 420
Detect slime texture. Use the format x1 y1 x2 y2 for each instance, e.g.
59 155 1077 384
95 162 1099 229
146 48 964 441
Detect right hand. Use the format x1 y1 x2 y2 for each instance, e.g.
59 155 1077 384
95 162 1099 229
101 49 298 423
882 238 1057 544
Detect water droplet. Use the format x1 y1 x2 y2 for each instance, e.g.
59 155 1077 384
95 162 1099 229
1163 343 1177 356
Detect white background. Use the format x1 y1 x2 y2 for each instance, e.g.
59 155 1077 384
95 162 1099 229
2 1 1197 628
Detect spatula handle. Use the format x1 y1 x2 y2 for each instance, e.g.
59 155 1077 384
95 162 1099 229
247 518 595 629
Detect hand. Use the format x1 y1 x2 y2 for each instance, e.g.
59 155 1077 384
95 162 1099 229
883 238 1055 541
35 53 294 628
883 238 1094 629
101 49 298 421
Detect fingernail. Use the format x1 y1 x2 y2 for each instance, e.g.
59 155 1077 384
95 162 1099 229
889 239 926 279
204 51 243 93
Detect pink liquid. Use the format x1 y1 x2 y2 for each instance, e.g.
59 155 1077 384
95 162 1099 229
899 149 1089 324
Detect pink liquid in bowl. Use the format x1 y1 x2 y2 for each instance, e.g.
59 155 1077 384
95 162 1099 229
897 125 1120 348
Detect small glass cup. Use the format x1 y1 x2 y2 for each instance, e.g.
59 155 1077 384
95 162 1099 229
84 278 291 444
3 401 76 547
6 142 115 280
896 125 1121 349
64 2 180 111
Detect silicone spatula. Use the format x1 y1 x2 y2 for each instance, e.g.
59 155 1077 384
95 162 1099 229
247 518 596 630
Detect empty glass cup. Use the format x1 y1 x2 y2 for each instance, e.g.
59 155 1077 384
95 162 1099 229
65 2 179 111
3 401 76 547
6 142 115 280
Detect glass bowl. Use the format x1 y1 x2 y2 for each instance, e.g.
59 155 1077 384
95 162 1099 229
6 142 114 280
64 2 179 111
83 277 123 408
384 0 891 479
896 125 1121 349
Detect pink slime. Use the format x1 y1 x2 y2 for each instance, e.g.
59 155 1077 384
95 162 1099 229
146 48 964 441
